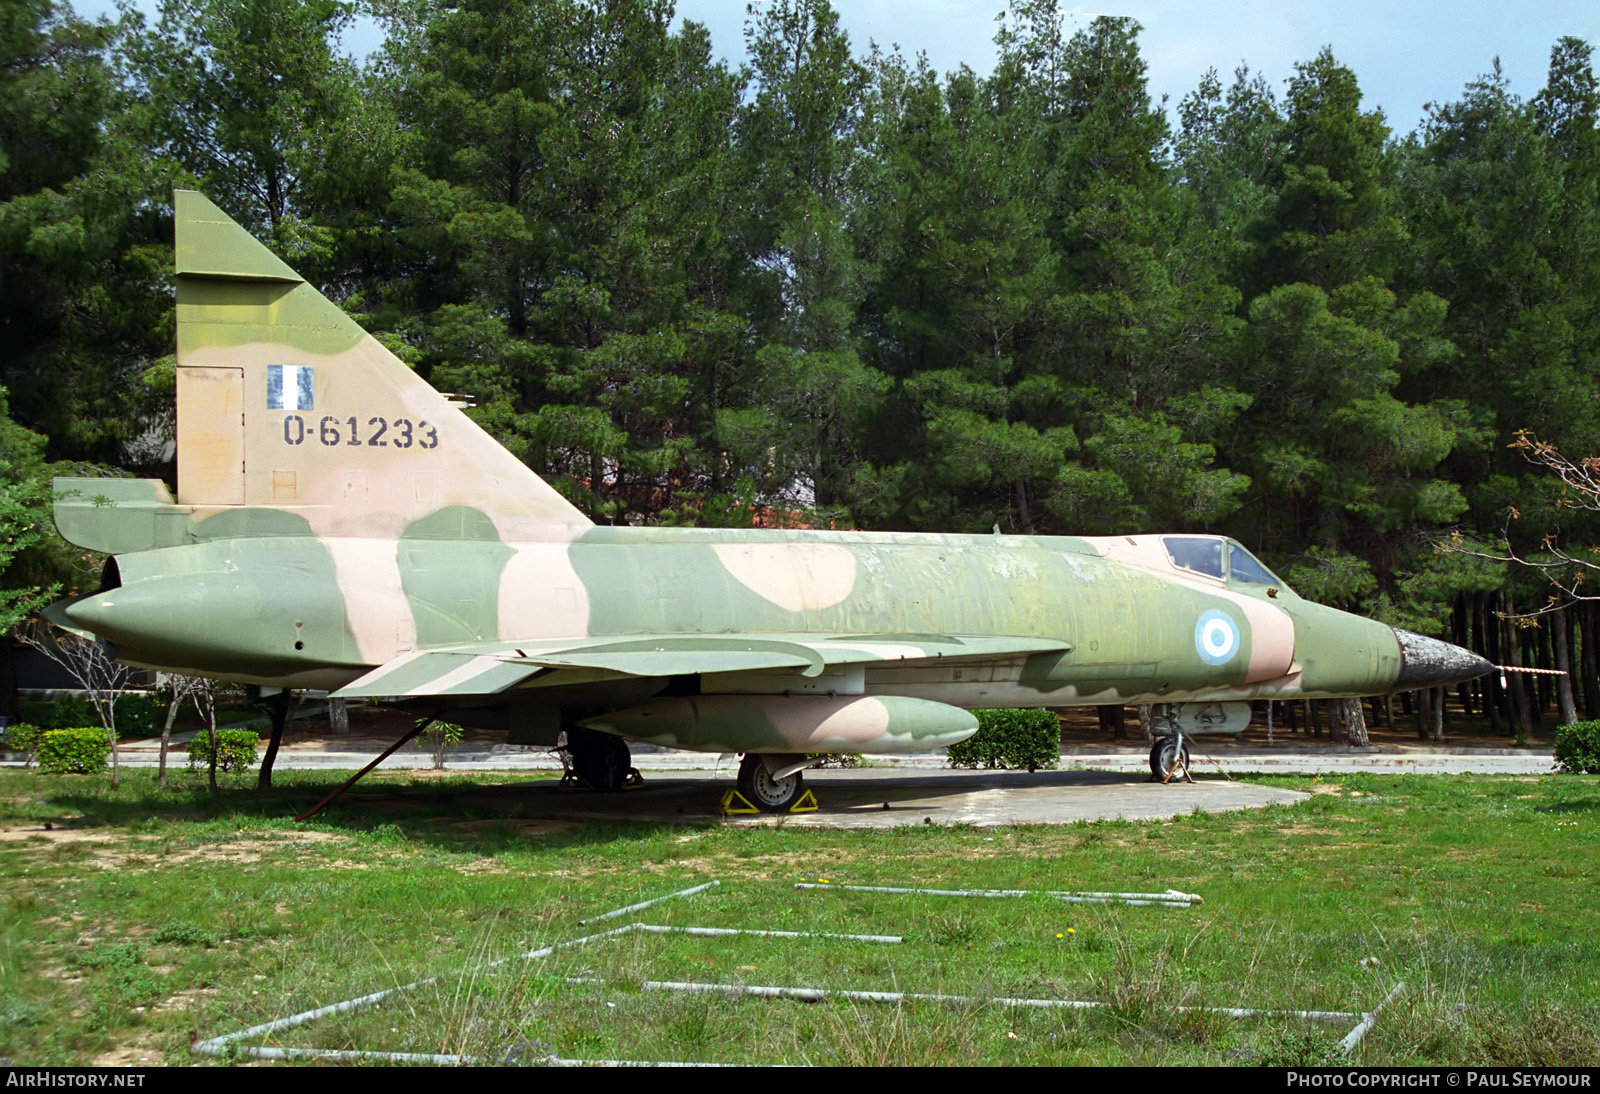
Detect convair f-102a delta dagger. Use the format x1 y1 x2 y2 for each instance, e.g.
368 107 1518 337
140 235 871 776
48 192 1490 811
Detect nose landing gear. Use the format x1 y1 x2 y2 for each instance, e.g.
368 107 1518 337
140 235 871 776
1149 734 1192 784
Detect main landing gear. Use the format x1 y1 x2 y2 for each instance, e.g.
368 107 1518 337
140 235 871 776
562 726 641 792
736 753 808 813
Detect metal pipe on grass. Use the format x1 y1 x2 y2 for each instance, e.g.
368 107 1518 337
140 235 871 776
631 979 1357 1022
795 882 1203 907
194 881 722 1062
1340 981 1405 1055
580 880 720 923
634 924 902 943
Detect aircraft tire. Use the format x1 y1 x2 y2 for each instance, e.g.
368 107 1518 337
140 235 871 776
737 754 804 813
567 727 632 792
1149 736 1190 782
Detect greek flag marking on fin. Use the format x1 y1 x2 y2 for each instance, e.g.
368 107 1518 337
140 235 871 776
267 364 314 410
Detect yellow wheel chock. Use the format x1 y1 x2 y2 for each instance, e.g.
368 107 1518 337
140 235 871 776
719 788 820 815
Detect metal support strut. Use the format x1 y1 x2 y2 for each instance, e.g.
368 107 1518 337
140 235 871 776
294 713 440 822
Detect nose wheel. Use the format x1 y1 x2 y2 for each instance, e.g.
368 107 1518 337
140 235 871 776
1149 735 1192 783
736 754 807 813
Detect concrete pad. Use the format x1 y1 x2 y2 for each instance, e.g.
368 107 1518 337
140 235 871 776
490 767 1308 829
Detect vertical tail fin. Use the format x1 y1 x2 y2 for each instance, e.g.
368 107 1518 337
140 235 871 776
173 190 591 539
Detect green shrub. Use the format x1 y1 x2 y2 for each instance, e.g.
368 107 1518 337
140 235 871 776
36 728 111 774
187 729 260 774
1554 720 1600 774
39 698 94 731
1 724 44 763
115 693 163 739
154 921 219 948
414 721 465 769
946 708 1060 770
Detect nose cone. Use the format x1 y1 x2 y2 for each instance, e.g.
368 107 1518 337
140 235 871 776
1392 628 1492 689
59 577 280 674
61 591 119 635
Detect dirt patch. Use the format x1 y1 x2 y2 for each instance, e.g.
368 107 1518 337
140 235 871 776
153 985 217 1013
1271 823 1343 837
0 825 110 843
449 818 575 838
92 1043 163 1067
0 825 350 873
156 833 343 867
452 858 516 874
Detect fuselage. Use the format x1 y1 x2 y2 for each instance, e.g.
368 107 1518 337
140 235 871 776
64 521 1451 709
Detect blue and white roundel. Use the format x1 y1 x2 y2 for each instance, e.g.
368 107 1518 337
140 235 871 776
1195 610 1241 666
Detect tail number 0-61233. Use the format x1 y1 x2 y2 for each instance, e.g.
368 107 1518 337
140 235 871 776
282 415 438 450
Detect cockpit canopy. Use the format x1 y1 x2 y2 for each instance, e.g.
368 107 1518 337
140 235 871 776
1162 536 1288 590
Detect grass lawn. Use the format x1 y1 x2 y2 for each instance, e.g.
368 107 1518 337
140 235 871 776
0 766 1595 1066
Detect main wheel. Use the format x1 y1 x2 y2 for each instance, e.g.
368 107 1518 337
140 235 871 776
1149 735 1190 782
737 754 804 813
566 727 632 792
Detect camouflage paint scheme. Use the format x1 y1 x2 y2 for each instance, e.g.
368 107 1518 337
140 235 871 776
52 192 1489 759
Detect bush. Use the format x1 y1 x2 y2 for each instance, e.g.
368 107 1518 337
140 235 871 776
153 921 219 948
187 729 260 774
38 698 94 731
414 721 465 769
1 724 45 764
37 728 111 774
1554 720 1600 774
115 694 163 739
946 709 1060 770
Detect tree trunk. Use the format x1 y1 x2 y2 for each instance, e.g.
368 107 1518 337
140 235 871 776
1576 611 1589 718
258 689 292 791
1536 622 1553 714
1582 603 1600 719
0 640 18 723
1553 607 1579 727
1334 697 1368 746
1479 591 1502 733
1105 704 1128 739
1502 590 1533 742
1523 627 1543 729
328 697 349 736
203 689 218 795
1136 704 1155 745
1416 688 1431 740
159 688 180 789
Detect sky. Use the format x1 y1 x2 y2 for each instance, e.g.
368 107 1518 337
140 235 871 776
668 1 1599 135
80 0 1599 137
